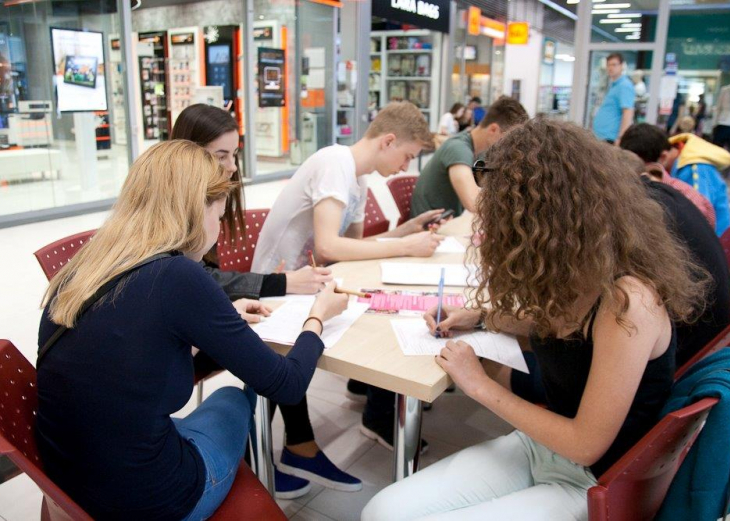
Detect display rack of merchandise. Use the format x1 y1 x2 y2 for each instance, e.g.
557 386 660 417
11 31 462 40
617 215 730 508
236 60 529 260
138 57 167 140
138 32 169 141
369 30 442 130
167 28 201 129
108 36 126 145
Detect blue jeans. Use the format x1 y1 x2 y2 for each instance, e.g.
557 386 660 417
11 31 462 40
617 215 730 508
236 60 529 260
177 386 257 521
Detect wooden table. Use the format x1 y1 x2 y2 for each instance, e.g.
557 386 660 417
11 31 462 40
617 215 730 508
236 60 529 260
254 214 476 493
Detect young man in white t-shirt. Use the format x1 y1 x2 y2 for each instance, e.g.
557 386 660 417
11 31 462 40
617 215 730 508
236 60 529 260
251 103 445 487
253 102 444 274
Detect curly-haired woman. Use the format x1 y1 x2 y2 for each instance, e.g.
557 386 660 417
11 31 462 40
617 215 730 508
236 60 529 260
362 119 708 520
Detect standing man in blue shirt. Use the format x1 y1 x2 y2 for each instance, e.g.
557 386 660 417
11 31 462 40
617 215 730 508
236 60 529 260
593 53 635 145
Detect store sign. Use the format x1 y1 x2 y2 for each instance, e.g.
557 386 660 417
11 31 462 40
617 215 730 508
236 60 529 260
507 22 529 45
253 26 273 41
258 47 286 108
372 0 450 33
467 6 481 36
171 33 194 46
481 17 506 40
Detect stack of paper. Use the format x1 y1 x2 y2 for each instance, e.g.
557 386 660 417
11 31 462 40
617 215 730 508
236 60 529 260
381 262 477 286
252 299 370 349
390 319 528 373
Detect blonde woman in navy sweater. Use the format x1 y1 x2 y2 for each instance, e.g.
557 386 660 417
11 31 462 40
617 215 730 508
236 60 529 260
36 141 347 520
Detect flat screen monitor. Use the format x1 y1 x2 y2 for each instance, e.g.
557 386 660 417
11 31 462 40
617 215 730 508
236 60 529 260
50 27 108 112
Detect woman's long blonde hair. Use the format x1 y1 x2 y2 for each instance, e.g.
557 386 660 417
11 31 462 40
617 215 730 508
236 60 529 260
43 140 235 327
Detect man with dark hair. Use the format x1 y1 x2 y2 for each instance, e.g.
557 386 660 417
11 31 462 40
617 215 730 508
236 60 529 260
468 96 485 126
620 123 717 229
593 52 635 144
410 96 528 217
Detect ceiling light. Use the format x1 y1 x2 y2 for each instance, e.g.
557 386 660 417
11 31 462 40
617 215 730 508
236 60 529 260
626 35 640 39
567 0 579 4
621 22 642 27
592 0 607 3
593 9 620 13
608 12 641 17
593 3 631 8
615 27 640 32
599 18 631 23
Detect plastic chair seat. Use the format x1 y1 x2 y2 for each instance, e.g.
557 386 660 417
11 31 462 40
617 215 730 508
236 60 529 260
363 189 390 237
33 230 96 281
587 396 718 521
217 209 270 273
386 175 418 226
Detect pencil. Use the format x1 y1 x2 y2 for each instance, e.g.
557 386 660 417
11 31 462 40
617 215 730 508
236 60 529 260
435 267 445 338
308 249 317 268
335 287 372 298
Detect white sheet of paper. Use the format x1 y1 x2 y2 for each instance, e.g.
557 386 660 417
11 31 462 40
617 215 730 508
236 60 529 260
380 262 477 286
434 236 467 253
376 236 466 254
390 319 529 373
252 298 370 349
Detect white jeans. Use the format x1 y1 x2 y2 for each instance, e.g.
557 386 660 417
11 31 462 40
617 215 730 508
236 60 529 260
361 431 597 521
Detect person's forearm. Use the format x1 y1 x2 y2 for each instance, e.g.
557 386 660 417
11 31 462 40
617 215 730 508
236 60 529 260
316 235 406 263
618 109 634 140
469 376 605 466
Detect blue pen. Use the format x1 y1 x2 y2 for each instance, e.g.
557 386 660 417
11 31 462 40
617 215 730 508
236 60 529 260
435 267 445 338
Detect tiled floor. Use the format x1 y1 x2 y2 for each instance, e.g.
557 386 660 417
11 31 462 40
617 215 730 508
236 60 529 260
0 156 513 521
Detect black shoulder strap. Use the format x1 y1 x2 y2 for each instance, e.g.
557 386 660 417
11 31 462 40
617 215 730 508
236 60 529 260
37 253 173 367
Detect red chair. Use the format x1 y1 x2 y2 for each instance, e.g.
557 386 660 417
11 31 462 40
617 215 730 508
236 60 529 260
0 339 285 521
675 324 730 380
386 175 418 226
587 397 718 521
719 228 730 268
33 230 96 281
364 189 390 238
217 209 270 273
33 231 218 406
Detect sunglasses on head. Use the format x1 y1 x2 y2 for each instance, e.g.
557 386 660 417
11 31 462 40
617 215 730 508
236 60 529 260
472 159 492 184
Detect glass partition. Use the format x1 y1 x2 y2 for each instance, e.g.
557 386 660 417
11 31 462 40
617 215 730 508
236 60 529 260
0 1 129 219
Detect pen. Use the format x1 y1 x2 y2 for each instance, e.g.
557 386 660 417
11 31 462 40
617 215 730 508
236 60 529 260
308 249 317 268
335 287 372 298
435 267 445 338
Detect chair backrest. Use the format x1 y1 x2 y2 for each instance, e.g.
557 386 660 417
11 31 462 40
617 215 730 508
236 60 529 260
216 209 270 273
363 189 390 238
386 175 418 226
720 228 730 269
587 396 718 521
675 324 730 380
0 339 92 520
33 230 97 281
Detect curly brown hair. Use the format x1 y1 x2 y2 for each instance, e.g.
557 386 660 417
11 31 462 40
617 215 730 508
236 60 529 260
472 118 708 337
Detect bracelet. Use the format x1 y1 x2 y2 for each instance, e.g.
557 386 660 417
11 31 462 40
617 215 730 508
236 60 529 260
303 316 324 334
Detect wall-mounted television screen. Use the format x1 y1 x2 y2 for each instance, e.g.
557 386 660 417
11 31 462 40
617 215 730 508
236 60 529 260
50 28 107 112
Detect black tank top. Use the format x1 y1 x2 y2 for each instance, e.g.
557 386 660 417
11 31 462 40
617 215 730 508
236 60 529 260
530 299 676 477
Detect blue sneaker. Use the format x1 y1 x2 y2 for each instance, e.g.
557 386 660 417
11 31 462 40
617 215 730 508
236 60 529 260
275 466 311 500
278 448 363 492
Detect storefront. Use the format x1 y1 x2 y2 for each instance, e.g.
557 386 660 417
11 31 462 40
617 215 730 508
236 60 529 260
450 3 507 111
0 0 343 226
572 0 730 137
369 0 452 131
